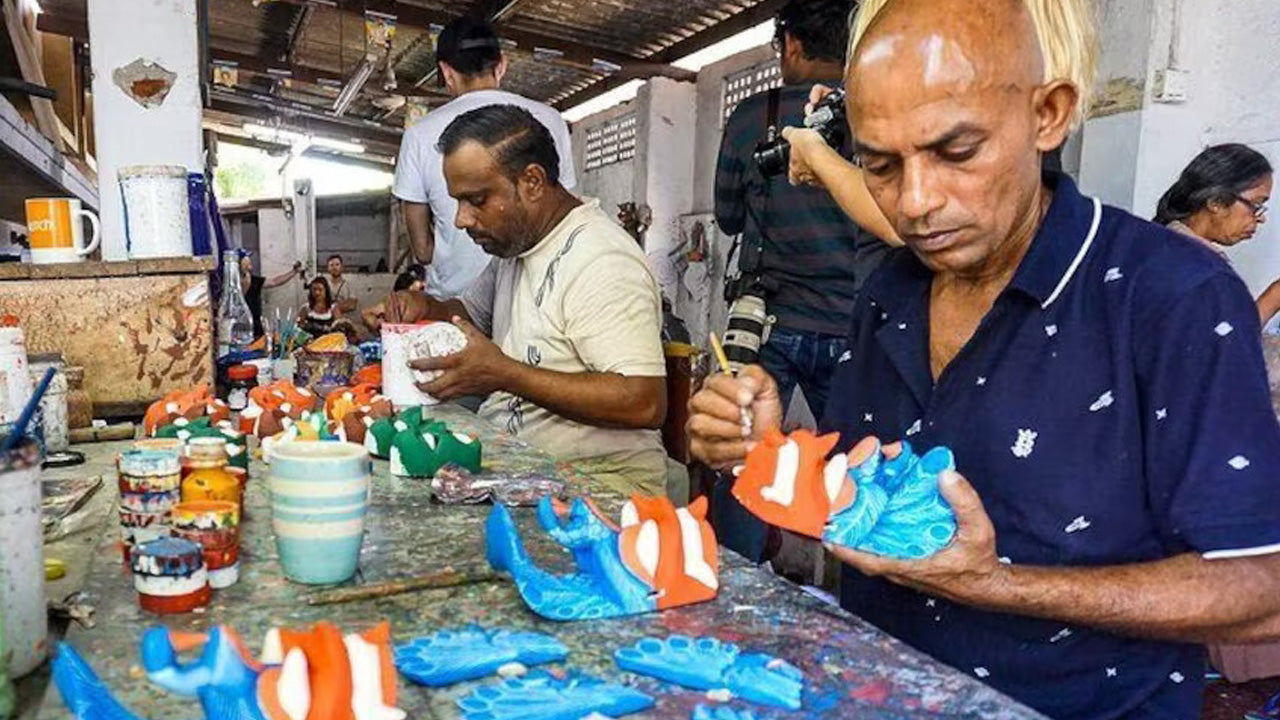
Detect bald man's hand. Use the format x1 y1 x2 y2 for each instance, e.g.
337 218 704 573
687 365 783 469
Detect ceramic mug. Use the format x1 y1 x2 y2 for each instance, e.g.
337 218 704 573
24 198 101 264
268 441 371 584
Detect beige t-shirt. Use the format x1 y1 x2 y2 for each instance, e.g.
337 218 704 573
461 198 668 496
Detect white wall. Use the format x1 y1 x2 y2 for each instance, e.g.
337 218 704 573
88 0 203 260
570 100 638 213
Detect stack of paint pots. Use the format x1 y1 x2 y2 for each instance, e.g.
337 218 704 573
129 537 211 614
169 500 240 589
117 449 182 564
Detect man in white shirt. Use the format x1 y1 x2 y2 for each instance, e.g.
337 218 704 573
388 104 668 496
392 16 576 300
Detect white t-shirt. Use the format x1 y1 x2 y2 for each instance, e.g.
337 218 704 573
392 89 577 300
461 198 668 496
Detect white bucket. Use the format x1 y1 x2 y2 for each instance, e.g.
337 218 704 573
119 165 193 259
29 355 68 453
0 328 31 426
0 438 46 677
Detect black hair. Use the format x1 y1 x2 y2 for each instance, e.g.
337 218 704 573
392 272 417 292
435 16 503 79
776 0 857 64
327 254 343 264
437 104 561 185
1155 143 1273 225
307 276 333 310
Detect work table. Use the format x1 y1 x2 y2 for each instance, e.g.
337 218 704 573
31 404 1043 720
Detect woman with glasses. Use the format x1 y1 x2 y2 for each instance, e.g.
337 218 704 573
1156 143 1278 324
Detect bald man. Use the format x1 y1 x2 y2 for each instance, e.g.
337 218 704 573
688 1 1280 718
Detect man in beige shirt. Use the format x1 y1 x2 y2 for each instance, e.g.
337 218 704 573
387 104 669 496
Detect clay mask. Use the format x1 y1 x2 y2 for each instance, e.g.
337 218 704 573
486 495 719 620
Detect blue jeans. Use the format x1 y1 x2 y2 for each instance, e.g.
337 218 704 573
712 326 849 562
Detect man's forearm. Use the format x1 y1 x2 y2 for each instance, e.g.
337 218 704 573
952 552 1280 644
502 363 665 430
403 201 435 265
804 142 901 245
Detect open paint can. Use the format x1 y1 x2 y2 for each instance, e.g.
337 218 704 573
130 537 210 614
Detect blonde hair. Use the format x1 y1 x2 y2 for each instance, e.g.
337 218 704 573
847 0 1098 128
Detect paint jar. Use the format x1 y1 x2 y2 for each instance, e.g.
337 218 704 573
28 354 68 453
118 165 193 259
0 436 46 677
0 326 31 427
181 437 240 506
225 364 257 411
245 358 274 389
64 366 92 430
130 537 210 614
269 441 371 584
170 500 240 589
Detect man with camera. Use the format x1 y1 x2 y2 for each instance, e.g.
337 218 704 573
712 0 888 561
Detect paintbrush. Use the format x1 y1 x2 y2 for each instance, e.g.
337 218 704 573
709 332 753 435
302 565 501 606
3 366 55 451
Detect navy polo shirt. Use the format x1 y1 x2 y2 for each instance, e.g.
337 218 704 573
822 173 1280 720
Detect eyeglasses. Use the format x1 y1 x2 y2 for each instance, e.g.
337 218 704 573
771 20 788 54
1236 195 1269 219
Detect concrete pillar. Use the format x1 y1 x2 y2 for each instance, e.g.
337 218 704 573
88 0 203 260
636 77 698 302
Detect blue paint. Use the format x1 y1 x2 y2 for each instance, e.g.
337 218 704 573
486 499 653 621
614 635 804 710
823 440 957 560
396 626 568 687
456 669 653 720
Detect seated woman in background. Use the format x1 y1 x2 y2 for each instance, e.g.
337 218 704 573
1156 143 1278 325
360 271 424 333
298 276 361 342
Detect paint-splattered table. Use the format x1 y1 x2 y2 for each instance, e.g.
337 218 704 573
34 404 1046 720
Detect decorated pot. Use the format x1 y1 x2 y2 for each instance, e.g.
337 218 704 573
268 441 370 585
130 537 210 614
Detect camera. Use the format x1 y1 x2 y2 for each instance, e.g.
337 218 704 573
753 87 848 178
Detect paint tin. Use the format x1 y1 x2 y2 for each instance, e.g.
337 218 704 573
0 327 31 427
119 165 193 259
0 437 46 677
170 500 241 589
130 537 210 614
117 449 182 516
269 441 371 584
28 354 67 453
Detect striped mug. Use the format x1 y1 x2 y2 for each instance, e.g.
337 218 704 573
267 441 371 584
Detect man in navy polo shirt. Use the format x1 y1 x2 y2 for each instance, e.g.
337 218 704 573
687 1 1280 718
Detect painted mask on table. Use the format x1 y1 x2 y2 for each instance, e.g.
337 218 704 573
486 494 719 620
732 430 958 559
53 622 404 720
143 385 229 437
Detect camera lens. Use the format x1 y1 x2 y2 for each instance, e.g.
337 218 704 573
753 140 791 178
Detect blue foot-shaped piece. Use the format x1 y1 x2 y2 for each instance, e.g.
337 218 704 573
396 626 568 687
692 705 759 720
614 635 803 710
52 644 162 720
142 627 258 698
485 501 653 621
456 669 653 720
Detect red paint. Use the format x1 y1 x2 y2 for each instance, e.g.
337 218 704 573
138 584 211 614
850 681 891 704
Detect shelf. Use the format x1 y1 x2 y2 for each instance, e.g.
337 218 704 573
0 92 98 223
0 256 217 280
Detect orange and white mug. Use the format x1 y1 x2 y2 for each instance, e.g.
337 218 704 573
24 198 100 264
